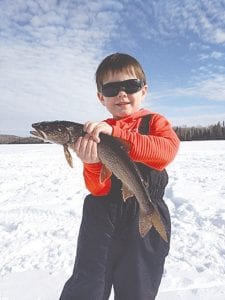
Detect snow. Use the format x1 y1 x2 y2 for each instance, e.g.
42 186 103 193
0 141 225 299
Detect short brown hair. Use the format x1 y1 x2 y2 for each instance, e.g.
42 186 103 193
95 53 147 92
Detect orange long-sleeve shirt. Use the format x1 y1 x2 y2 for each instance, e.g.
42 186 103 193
83 109 180 196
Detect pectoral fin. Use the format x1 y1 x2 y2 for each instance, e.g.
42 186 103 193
122 183 134 202
100 165 112 183
63 144 73 168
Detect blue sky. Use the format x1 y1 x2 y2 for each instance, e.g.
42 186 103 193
1 0 225 135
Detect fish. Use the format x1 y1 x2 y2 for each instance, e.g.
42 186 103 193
30 120 168 242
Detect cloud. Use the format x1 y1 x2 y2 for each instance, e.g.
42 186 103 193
118 0 225 45
0 42 112 134
148 101 225 126
171 112 225 126
0 0 126 134
214 28 225 43
151 73 225 102
0 0 123 47
1 0 225 134
198 51 224 60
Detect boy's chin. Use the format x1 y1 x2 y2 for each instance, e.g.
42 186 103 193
113 112 133 119
114 108 140 118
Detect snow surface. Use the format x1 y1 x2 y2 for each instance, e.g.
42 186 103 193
0 141 225 299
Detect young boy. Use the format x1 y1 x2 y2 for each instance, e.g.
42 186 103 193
60 53 180 300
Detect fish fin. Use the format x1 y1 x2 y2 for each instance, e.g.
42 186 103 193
139 208 168 242
121 183 134 202
63 144 73 168
139 211 153 237
151 208 168 243
100 165 112 183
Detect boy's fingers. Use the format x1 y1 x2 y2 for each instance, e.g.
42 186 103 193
78 134 91 155
83 121 112 143
86 138 98 161
73 135 100 163
74 137 82 153
83 122 90 133
91 126 101 143
84 122 98 134
74 135 88 156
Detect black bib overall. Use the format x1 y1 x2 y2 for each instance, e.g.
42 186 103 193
60 114 171 300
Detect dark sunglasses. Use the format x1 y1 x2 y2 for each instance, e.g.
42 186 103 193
101 79 145 97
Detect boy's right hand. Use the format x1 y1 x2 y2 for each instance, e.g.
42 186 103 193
73 134 100 164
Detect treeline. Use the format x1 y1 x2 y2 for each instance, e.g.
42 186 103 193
1 121 225 144
173 121 225 141
0 134 44 144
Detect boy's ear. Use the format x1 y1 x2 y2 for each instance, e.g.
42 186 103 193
141 85 148 98
97 92 106 106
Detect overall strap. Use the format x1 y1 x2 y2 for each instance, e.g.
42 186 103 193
138 114 152 135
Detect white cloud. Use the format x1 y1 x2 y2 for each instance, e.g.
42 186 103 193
150 74 225 104
125 0 225 45
0 0 122 46
171 112 225 127
0 0 125 134
0 43 108 134
1 0 225 133
178 75 225 101
215 28 225 43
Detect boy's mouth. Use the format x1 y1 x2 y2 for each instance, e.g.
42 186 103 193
116 102 130 106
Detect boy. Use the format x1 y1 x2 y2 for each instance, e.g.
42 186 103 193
60 53 180 300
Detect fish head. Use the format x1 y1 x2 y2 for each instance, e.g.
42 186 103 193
30 121 72 145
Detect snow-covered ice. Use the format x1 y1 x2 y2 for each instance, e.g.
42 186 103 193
0 141 225 299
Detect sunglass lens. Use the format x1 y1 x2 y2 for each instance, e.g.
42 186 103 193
102 85 119 97
102 79 143 97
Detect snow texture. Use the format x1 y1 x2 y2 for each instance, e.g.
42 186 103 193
0 141 225 299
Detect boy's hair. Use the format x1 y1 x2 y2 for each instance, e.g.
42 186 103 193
95 53 147 92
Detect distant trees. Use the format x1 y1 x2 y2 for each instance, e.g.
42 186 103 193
174 121 225 141
0 135 44 144
1 121 225 143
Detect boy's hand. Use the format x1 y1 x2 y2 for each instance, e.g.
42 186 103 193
73 121 112 164
84 121 113 143
74 134 100 164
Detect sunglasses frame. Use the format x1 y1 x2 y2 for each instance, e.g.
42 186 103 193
100 79 145 97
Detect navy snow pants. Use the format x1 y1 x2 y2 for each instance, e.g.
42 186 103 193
60 178 171 300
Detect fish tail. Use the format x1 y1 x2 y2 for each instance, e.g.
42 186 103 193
139 209 168 243
139 212 153 238
151 209 168 242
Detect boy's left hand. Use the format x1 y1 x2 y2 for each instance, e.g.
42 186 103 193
84 121 113 143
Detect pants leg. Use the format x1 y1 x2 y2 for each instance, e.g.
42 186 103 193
113 199 171 300
60 194 116 300
60 191 170 300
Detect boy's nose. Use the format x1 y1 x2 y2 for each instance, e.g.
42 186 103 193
117 88 127 97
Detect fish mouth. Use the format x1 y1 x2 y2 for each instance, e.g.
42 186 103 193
30 129 46 140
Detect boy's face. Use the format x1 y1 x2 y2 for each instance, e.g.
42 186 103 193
97 70 148 119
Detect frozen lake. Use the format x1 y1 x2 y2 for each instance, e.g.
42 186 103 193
0 141 225 299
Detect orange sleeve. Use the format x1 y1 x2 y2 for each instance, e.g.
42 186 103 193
112 114 180 170
83 162 111 196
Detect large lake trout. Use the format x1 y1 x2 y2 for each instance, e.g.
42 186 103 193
30 120 168 242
